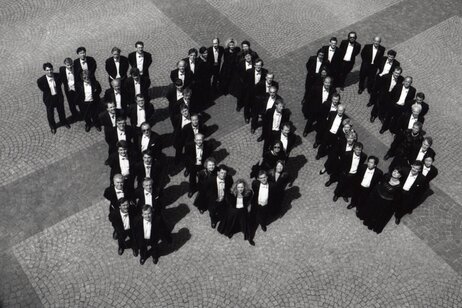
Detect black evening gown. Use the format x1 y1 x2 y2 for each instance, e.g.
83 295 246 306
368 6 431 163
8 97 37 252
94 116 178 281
193 169 216 212
217 194 252 240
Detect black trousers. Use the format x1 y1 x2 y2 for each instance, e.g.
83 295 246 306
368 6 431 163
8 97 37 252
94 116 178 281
117 228 136 250
334 173 356 197
139 238 158 260
337 61 354 87
80 101 99 127
188 164 204 193
381 104 405 132
45 98 67 129
209 200 226 225
64 90 81 117
359 63 378 92
256 204 270 229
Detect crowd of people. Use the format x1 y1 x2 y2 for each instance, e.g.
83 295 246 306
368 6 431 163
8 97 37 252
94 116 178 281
36 32 439 264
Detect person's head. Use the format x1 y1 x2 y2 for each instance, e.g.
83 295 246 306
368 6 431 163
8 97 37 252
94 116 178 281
232 179 249 197
257 170 268 185
348 31 357 43
281 122 291 137
387 49 397 61
423 156 434 168
63 58 73 70
266 73 274 84
142 178 153 192
275 160 285 173
174 79 183 91
116 116 126 131
194 133 204 147
113 174 124 189
111 47 121 60
275 99 284 113
212 38 220 48
412 121 423 134
353 142 363 156
142 150 153 165
190 114 199 127
269 86 278 99
320 66 329 78
367 156 379 169
337 104 345 116
329 37 337 48
217 165 228 180
180 104 190 118
346 131 357 144
76 47 86 59
331 93 340 106
272 140 283 153
373 36 381 47
111 78 122 91
141 122 151 137
204 157 216 172
244 52 252 63
188 48 197 61
410 161 423 175
118 197 129 213
226 38 236 50
130 67 141 80
43 62 53 77
199 46 208 59
141 204 152 221
411 104 422 117
135 41 144 54
241 40 251 51
183 87 192 101
117 141 128 157
254 59 263 72
415 92 425 103
317 49 325 60
178 60 186 73
106 101 116 114
323 76 332 89
391 167 403 180
136 94 145 107
81 70 91 83
422 136 433 151
392 67 402 79
342 118 352 134
403 76 413 88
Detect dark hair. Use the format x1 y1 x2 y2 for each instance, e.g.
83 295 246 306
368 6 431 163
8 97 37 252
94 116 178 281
135 41 144 47
142 204 152 212
117 140 128 149
188 48 198 55
174 79 183 87
394 66 402 73
348 31 357 38
258 170 267 177
411 160 423 169
136 94 144 100
281 121 292 130
423 136 433 146
142 149 152 157
116 115 126 122
111 47 121 54
416 92 425 100
255 58 263 66
63 57 73 65
387 49 397 57
76 46 86 54
199 46 207 53
317 48 324 55
354 142 364 150
368 156 379 166
43 62 53 70
117 197 129 206
413 121 423 130
329 37 337 42
130 67 140 77
332 92 341 100
217 164 228 173
241 40 250 47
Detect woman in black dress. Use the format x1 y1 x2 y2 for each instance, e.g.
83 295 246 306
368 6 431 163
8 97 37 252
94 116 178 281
268 160 291 216
193 157 216 214
217 179 254 245
261 141 287 171
320 127 356 176
220 38 241 96
361 168 403 234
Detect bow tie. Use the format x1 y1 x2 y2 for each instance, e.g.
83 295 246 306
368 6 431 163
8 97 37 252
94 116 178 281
115 190 123 193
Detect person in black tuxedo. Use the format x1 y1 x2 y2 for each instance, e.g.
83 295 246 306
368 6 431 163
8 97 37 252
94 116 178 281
386 122 425 171
270 122 296 159
207 38 225 92
408 137 435 165
380 76 416 134
133 204 171 265
104 174 132 239
257 100 291 154
136 122 162 160
166 80 184 125
134 177 161 212
104 78 129 114
194 47 213 110
421 156 438 197
251 170 277 232
267 160 291 216
244 58 268 132
181 113 206 150
314 92 341 148
170 60 193 89
99 101 117 140
184 133 211 198
347 156 383 214
316 104 348 160
369 66 403 123
183 48 198 75
391 104 424 135
394 161 426 224
109 197 138 256
321 37 342 82
302 76 335 137
333 142 367 202
236 52 254 112
206 165 233 229
37 62 70 134
237 40 259 63
59 58 81 120
256 73 280 99
105 115 135 161
320 127 356 179
337 32 361 89
194 157 217 214
74 47 97 82
128 94 155 133
172 104 191 163
107 140 135 193
259 85 282 118
376 50 400 79
125 68 151 104
304 49 328 93
220 38 241 95
105 47 129 86
75 70 102 132
133 150 162 191
408 92 429 117
128 41 152 80
358 36 385 94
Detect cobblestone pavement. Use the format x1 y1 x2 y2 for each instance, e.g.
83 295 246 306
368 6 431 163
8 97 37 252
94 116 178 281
1 0 462 306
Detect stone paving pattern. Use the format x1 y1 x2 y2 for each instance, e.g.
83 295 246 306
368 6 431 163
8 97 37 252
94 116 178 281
1 0 462 306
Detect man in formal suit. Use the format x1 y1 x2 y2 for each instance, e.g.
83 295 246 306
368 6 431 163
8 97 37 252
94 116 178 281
75 70 102 132
172 104 191 163
107 140 135 192
207 38 225 92
408 137 435 165
104 78 129 114
104 174 132 239
128 41 152 80
321 37 342 80
337 32 361 89
125 67 151 104
316 104 348 159
74 47 97 82
134 177 161 211
206 165 233 228
304 49 328 93
136 122 162 160
183 48 197 75
358 36 385 94
105 47 129 86
408 92 429 117
244 58 268 132
314 92 342 149
252 170 276 232
134 151 162 191
258 99 291 153
380 76 416 134
369 66 403 123
181 113 205 149
170 87 192 125
99 101 117 140
184 133 210 198
376 50 400 78
129 94 155 133
385 122 424 167
236 52 254 112
260 85 282 115
347 156 383 211
59 58 81 120
37 62 70 134
332 142 367 201
167 79 184 126
270 122 296 159
105 116 135 161
170 60 193 89
392 104 424 135
421 156 438 196
256 73 280 98
303 76 335 137
395 161 426 224
109 197 138 256
194 47 213 110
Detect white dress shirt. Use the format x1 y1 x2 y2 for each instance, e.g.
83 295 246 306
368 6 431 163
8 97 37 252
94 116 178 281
266 96 276 110
407 115 419 129
144 190 153 206
328 47 335 62
136 107 146 127
189 60 195 73
416 147 427 161
371 46 378 64
144 163 151 178
322 87 329 103
119 156 130 176
258 183 269 206
110 113 116 127
422 166 430 176
176 89 183 101
272 111 282 131
114 188 124 199
380 61 393 76
403 173 417 191
315 58 322 73
80 59 88 71
137 54 144 75
213 48 219 63
114 59 121 78
254 70 261 84
346 143 353 152
195 145 203 165
280 134 288 151
361 168 375 188
349 154 361 174
236 196 244 209
114 91 122 109
343 44 354 61
396 87 409 106
134 80 141 95
143 219 151 239
141 135 150 152
245 62 252 70
47 76 57 95
83 82 93 102
329 103 338 112
66 69 75 91
216 178 225 201
178 71 185 83
120 210 130 230
116 128 126 141
389 78 397 92
329 115 343 134
181 115 191 128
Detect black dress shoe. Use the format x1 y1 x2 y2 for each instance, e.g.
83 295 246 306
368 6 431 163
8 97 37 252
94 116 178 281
251 128 255 134
319 169 326 175
257 136 264 142
64 122 71 129
85 125 91 132
211 223 216 229
184 170 189 177
245 118 250 124
395 218 401 225
50 128 57 134
343 197 349 202
199 209 205 214
358 89 364 94
140 258 146 265
248 239 255 246
370 116 376 123
187 192 194 198
133 250 138 257
347 204 355 209
379 129 385 134
153 257 159 264
333 195 339 202
325 180 333 187
112 230 118 240
366 102 374 107
383 154 390 161
315 154 321 160
95 126 102 132
261 225 267 232
118 248 124 255
313 142 319 149
303 131 308 137
104 159 109 166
